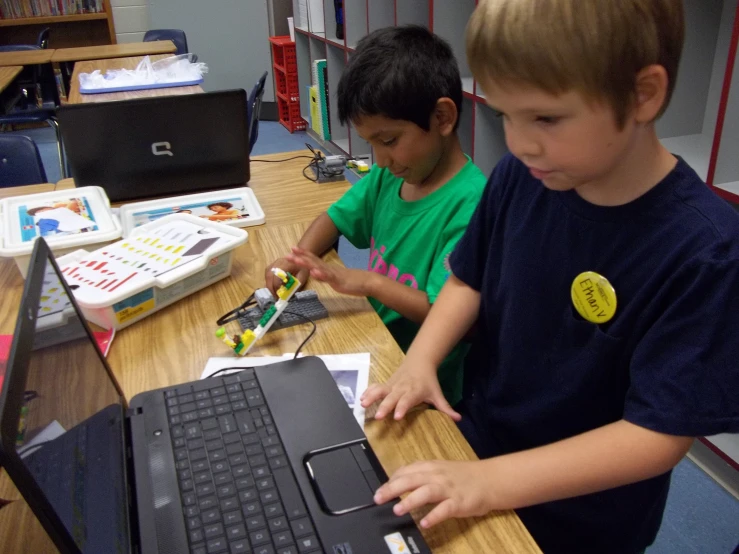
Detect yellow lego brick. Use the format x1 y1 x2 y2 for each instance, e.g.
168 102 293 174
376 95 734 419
277 286 292 301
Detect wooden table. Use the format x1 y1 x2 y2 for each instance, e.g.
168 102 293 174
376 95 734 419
0 49 54 67
51 40 176 63
67 54 204 104
0 65 22 93
0 156 541 553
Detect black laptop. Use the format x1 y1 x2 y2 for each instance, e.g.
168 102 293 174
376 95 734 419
0 238 430 554
58 90 250 202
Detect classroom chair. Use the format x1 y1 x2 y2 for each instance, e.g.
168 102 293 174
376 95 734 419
247 71 268 153
0 42 65 179
144 29 197 61
0 135 48 187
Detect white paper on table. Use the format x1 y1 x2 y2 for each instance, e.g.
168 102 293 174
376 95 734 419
35 207 94 232
200 353 371 428
18 420 66 458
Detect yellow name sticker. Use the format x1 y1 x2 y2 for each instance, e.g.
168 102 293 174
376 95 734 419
571 271 617 324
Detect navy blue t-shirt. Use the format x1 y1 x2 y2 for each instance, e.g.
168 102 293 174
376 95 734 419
449 154 739 554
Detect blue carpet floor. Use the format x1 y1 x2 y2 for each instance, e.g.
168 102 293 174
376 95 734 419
15 117 739 554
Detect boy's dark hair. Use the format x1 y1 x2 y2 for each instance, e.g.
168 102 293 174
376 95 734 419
208 202 233 210
337 25 463 131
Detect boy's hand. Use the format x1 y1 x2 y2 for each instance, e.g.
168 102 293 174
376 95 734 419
360 359 461 421
374 459 497 528
286 247 375 296
264 257 308 296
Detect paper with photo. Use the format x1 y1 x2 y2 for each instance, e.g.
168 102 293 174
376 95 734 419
201 353 370 428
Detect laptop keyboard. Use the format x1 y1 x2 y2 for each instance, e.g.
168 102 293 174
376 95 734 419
166 370 323 554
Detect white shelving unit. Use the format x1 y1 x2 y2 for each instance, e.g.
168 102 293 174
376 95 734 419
291 0 739 210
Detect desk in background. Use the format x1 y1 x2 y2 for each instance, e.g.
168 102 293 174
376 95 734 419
0 66 22 93
52 40 177 95
67 54 204 104
0 154 541 553
0 49 54 67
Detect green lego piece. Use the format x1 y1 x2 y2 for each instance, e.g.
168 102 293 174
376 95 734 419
285 275 296 290
234 342 244 354
259 305 278 326
216 327 226 338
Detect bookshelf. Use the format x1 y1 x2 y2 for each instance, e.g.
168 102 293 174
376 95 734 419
292 0 739 206
0 0 116 48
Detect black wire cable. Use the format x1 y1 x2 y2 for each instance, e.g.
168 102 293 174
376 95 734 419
251 155 315 163
282 310 317 359
216 293 256 326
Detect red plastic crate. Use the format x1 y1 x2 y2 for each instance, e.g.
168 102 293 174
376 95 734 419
269 36 297 72
275 70 300 102
277 96 306 133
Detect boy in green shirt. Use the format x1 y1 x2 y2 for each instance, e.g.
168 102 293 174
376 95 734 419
265 25 486 406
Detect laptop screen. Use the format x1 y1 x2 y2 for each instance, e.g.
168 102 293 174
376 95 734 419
58 89 250 202
7 245 130 552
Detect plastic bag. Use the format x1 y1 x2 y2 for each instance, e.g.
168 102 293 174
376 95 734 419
78 55 208 92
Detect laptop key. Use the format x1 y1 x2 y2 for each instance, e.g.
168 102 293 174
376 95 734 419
273 530 293 547
273 468 308 520
202 418 219 430
191 543 206 554
289 518 314 538
190 448 208 461
264 503 284 518
245 444 264 456
187 517 202 531
201 508 221 524
204 429 222 442
195 391 210 401
234 411 255 435
197 483 215 497
226 443 244 455
230 538 250 553
215 473 233 486
213 395 229 406
199 408 216 418
216 405 233 416
220 497 239 513
253 466 270 479
276 547 297 554
180 393 195 403
185 423 202 439
226 383 241 393
249 529 270 546
254 546 276 554
232 465 249 478
231 400 249 411
185 505 200 518
245 514 266 531
239 488 258 503
249 454 267 467
226 522 248 540
193 378 220 393
296 536 320 553
265 445 284 458
269 457 288 470
256 477 274 490
192 460 209 473
204 523 225 539
210 450 227 463
260 490 279 505
236 477 256 491
194 472 211 486
188 438 205 450
183 492 197 506
223 510 242 526
223 432 241 445
219 414 237 434
206 439 223 452
210 386 227 397
206 536 228 553
198 496 218 510
218 483 236 497
261 436 279 448
172 425 185 438
269 517 288 532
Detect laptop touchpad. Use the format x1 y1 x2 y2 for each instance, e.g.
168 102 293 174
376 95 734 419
306 443 381 514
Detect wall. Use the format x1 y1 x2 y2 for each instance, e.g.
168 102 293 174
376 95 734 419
149 0 275 102
111 0 150 44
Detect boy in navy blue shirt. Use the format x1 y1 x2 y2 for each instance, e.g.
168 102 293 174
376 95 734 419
361 1 739 552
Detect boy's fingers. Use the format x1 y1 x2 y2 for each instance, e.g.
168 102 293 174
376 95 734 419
374 390 403 420
393 393 421 420
360 383 389 407
394 483 445 517
432 394 462 422
420 498 456 529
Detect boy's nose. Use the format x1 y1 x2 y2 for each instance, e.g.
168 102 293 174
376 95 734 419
505 125 542 161
374 149 391 169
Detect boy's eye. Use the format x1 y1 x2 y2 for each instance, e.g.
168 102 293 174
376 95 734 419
493 110 504 118
536 116 560 125
380 137 397 146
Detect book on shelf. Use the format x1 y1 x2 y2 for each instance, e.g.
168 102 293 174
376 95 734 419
0 0 104 19
311 59 331 140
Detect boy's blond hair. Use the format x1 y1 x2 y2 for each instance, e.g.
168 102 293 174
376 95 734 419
466 0 684 127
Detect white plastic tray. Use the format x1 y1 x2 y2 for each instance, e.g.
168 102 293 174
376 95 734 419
118 187 265 236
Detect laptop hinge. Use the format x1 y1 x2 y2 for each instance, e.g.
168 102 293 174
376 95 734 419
124 415 143 554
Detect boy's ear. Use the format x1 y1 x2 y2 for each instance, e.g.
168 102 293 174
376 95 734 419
634 64 669 123
433 98 458 136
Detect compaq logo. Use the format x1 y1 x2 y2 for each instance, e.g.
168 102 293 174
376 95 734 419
151 142 173 156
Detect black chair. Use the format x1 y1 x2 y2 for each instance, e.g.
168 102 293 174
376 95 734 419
247 71 268 154
0 135 47 187
144 29 190 56
0 43 65 179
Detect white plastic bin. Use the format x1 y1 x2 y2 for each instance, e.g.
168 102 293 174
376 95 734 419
117 187 265 236
0 187 122 277
56 214 248 330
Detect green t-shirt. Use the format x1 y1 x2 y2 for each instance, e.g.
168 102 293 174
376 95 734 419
327 157 486 405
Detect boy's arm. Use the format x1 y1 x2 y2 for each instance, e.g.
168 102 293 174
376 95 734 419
365 276 432 325
376 419 693 528
362 274 480 420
